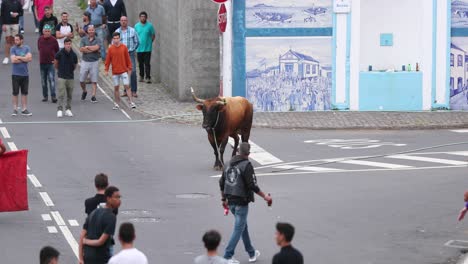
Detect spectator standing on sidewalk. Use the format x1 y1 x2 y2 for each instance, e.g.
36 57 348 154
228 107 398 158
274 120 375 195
37 24 58 103
108 222 148 264
79 25 101 103
104 31 136 109
79 186 121 264
34 0 52 29
10 34 32 116
102 0 125 43
39 246 60 264
54 38 77 118
55 11 73 49
31 0 40 32
134 11 154 84
86 0 106 60
77 11 91 38
115 16 138 97
1 0 23 64
457 191 468 221
272 222 303 264
194 230 228 264
219 142 272 264
38 5 57 36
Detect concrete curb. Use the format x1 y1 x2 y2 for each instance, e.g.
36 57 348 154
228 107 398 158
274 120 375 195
457 253 468 264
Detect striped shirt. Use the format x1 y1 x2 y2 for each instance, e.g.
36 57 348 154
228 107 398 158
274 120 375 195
115 26 139 53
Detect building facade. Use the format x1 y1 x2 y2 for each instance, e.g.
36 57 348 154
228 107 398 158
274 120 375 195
219 0 468 111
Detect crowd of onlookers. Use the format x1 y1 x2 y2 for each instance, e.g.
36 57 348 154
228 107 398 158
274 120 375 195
1 0 156 117
36 143 304 264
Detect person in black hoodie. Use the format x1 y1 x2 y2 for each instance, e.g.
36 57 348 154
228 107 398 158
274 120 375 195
1 0 23 64
219 142 272 264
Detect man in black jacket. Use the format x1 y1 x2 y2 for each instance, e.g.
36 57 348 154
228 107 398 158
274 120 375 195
1 0 23 64
219 142 272 264
102 0 126 43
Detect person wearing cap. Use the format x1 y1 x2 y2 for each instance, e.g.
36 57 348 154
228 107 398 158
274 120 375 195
219 142 272 264
37 23 59 103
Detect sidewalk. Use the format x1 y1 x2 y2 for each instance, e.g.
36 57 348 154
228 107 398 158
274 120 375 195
59 0 468 130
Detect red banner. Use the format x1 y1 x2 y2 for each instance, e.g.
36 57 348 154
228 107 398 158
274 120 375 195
0 150 29 212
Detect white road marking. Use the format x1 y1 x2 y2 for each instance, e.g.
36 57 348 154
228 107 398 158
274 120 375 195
304 138 406 149
41 214 52 221
447 151 468 156
59 225 79 258
227 137 282 165
0 127 11 138
0 118 3 123
338 159 413 169
96 83 132 120
27 165 30 170
273 165 300 170
27 174 42 188
294 166 343 172
7 142 17 151
451 129 468 133
68 220 79 227
51 211 66 226
387 155 468 166
47 226 58 233
39 192 54 206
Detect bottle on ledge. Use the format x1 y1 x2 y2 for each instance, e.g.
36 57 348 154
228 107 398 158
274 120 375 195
416 63 419 72
408 64 411 71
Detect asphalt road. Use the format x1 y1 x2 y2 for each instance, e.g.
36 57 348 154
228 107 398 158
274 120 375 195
1 17 468 264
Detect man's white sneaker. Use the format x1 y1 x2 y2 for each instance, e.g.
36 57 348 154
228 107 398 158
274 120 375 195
35 28 39 33
112 104 120 110
130 102 136 109
248 250 260 262
65 109 73 117
227 258 240 264
57 110 63 118
2 57 9 64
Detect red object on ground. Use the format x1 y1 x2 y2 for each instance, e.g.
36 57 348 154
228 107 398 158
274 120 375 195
212 0 227 3
0 150 29 212
218 3 227 33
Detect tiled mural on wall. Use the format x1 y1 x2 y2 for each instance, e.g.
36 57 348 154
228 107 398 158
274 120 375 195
246 37 332 111
452 0 468 28
246 0 332 28
450 38 468 110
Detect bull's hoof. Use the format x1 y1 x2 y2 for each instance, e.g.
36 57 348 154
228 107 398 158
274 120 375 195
213 165 223 171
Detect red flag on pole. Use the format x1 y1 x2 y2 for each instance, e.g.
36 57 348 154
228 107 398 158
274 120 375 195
0 149 29 212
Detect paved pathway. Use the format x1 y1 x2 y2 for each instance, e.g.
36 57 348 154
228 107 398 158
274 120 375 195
58 0 468 130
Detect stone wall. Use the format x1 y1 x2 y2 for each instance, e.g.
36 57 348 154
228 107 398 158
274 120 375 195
126 0 220 101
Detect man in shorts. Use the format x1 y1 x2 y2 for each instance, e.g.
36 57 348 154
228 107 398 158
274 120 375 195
79 24 101 102
104 31 135 109
10 34 32 116
1 0 23 64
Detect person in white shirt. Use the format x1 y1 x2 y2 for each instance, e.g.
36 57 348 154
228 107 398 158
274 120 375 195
108 222 148 264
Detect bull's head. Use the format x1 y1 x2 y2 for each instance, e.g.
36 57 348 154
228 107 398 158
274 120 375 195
191 87 227 129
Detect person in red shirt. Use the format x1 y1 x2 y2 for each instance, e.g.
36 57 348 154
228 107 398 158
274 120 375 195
104 31 135 110
37 24 59 102
457 191 468 221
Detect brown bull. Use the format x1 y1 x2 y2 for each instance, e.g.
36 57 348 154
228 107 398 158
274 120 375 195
191 87 253 170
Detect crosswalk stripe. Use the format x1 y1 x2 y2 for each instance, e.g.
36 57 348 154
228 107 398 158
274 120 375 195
451 129 468 133
338 159 413 169
387 155 468 166
228 137 282 165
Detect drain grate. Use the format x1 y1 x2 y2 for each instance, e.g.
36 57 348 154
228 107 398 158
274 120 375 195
176 193 211 199
444 240 468 249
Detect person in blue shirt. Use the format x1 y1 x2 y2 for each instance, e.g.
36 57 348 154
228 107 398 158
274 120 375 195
10 34 32 116
134 11 155 84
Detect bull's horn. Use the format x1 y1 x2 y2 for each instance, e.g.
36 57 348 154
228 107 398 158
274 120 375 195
190 87 205 103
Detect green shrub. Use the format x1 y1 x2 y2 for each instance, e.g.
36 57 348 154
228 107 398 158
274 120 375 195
78 0 87 10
